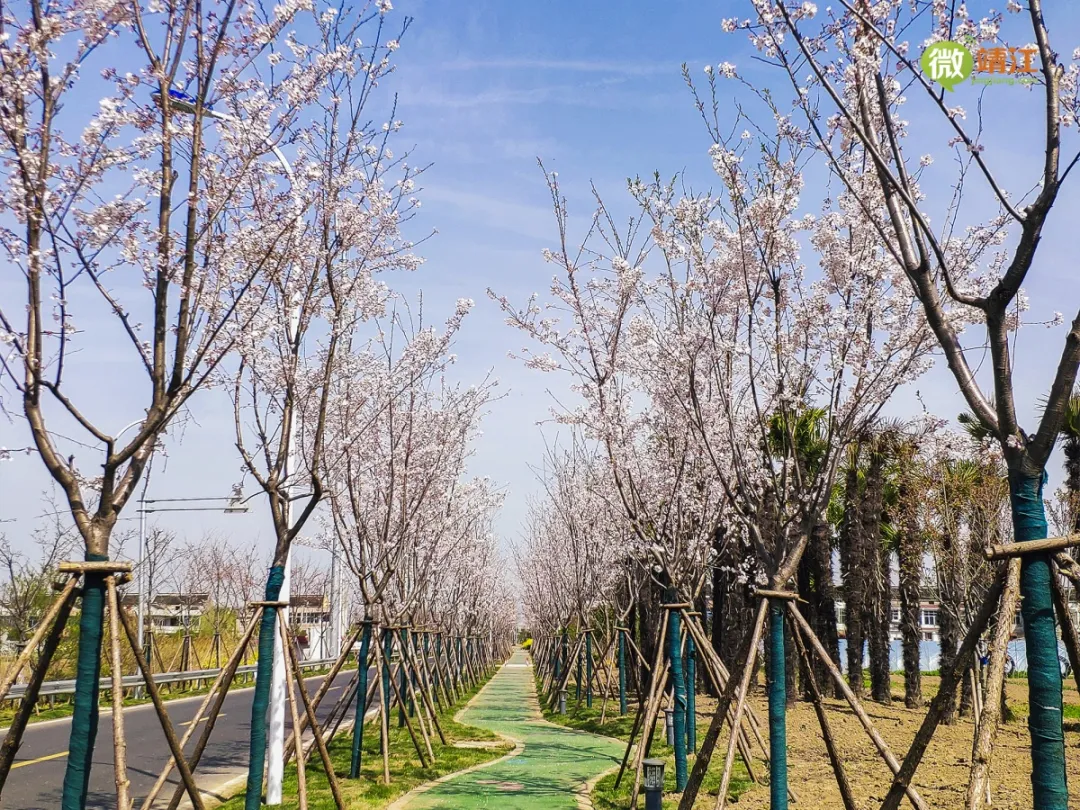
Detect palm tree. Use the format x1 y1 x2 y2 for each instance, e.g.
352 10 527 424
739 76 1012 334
767 407 839 699
836 445 868 697
863 432 897 705
891 438 926 708
1057 395 1080 533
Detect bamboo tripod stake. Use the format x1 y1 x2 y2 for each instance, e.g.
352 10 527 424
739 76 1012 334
789 614 857 810
283 623 347 809
147 608 264 810
0 578 77 795
280 619 309 810
965 559 1020 810
0 575 79 704
106 576 132 810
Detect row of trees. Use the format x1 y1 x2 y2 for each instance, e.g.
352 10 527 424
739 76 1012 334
514 2 1080 808
0 0 514 807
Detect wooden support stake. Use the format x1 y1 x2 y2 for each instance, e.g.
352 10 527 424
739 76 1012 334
967 560 1020 810
714 600 769 810
115 598 206 810
985 534 1080 560
628 612 670 810
1051 560 1080 699
106 578 132 810
403 636 447 745
279 619 309 810
879 567 1006 810
790 608 858 810
58 560 132 574
613 691 646 789
680 609 765 776
786 602 928 810
284 625 347 810
283 623 364 764
678 601 766 810
0 578 76 795
752 588 803 602
373 635 391 784
0 575 79 704
152 609 263 810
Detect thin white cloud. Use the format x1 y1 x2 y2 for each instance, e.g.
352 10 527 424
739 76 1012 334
439 58 682 76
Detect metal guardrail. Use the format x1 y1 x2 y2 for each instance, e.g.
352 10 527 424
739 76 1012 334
5 658 339 702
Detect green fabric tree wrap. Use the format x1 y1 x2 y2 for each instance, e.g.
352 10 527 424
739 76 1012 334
398 628 409 726
349 620 373 778
686 634 696 752
768 601 788 810
617 630 627 716
666 593 689 791
1011 470 1068 809
585 630 593 708
244 565 285 810
60 552 108 810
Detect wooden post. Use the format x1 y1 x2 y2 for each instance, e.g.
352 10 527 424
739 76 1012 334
372 635 391 784
786 601 928 810
880 567 1006 810
402 634 447 745
283 623 363 765
678 599 767 810
966 560 1020 810
714 600 769 810
0 579 77 795
279 619 308 810
115 600 207 810
1050 561 1080 698
106 577 131 810
283 624 347 810
0 575 79 704
627 613 670 809
151 609 263 810
790 609 858 810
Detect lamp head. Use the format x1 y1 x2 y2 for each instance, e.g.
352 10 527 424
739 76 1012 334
643 758 664 790
151 88 213 117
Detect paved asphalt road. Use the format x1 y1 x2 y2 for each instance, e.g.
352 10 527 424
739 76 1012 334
5 666 364 810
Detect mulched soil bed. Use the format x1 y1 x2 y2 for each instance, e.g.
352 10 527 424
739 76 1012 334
691 677 1080 809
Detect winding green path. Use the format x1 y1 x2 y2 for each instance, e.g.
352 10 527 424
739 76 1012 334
402 648 623 809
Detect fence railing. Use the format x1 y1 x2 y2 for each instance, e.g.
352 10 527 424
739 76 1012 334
5 657 339 702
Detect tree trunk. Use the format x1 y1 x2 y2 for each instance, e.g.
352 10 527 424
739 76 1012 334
937 529 963 727
60 551 108 810
1010 470 1068 809
862 451 892 704
243 565 285 810
897 523 924 708
810 522 841 698
869 548 893 705
767 603 789 810
840 464 866 696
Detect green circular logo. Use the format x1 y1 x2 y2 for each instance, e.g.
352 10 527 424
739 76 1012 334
921 41 973 91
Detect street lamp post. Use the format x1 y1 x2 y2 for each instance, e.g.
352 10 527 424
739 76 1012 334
152 87 302 806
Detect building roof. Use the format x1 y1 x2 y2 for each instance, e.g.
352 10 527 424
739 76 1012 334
120 593 210 608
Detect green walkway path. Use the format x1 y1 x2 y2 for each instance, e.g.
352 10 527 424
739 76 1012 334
402 648 623 809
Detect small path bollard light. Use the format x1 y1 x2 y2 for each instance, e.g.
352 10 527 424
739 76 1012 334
558 688 568 715
664 707 674 745
643 758 665 810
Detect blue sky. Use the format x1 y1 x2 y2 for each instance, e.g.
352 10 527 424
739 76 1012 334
3 1 1080 571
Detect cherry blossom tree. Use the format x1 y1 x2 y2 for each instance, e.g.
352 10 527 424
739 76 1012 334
0 0 341 802
734 1 1080 805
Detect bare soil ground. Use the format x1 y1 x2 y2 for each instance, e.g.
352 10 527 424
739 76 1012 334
694 676 1080 809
